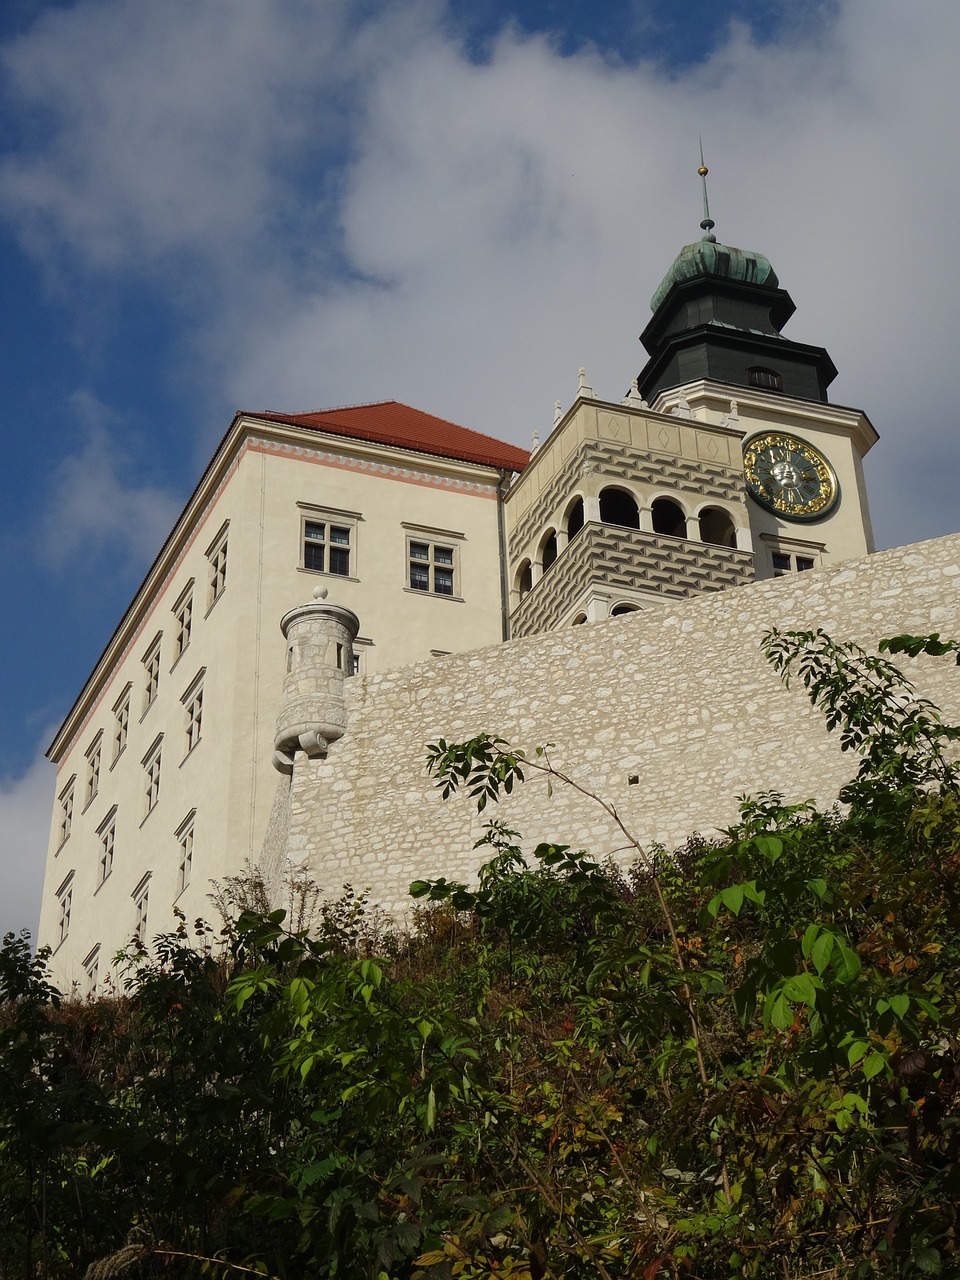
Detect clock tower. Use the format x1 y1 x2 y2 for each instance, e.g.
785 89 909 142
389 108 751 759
637 170 877 578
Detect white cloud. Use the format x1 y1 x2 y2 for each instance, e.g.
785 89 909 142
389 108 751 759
0 751 54 944
4 0 960 558
39 391 181 565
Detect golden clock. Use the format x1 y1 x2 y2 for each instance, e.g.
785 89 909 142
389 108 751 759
742 432 838 521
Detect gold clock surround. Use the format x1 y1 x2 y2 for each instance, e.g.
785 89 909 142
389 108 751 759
742 431 839 522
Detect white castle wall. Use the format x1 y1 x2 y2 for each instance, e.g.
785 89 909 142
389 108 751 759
284 533 960 918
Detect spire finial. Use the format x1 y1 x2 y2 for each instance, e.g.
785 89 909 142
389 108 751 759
698 135 716 242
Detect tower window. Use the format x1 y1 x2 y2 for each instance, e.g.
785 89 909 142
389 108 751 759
113 687 131 762
772 552 816 576
566 498 584 541
57 779 75 848
85 735 102 808
57 874 74 946
143 738 163 817
182 675 204 756
142 635 162 713
97 809 116 885
177 811 196 894
748 367 783 391
540 531 558 572
207 525 228 608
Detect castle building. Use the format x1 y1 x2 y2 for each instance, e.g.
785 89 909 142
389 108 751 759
40 213 888 988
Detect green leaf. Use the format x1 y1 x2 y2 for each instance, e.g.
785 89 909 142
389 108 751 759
846 1040 869 1067
810 931 835 975
915 1247 942 1274
754 835 783 862
833 942 862 983
862 1051 887 1081
888 993 910 1019
425 1085 437 1133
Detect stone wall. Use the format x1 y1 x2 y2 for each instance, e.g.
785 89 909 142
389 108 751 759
285 533 960 921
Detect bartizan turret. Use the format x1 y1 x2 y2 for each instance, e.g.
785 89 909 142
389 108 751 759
272 586 360 774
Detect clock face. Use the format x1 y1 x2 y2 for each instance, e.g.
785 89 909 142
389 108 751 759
742 432 839 522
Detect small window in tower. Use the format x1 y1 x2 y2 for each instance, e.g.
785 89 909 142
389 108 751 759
132 873 151 943
142 737 163 818
177 811 196 895
142 634 162 714
181 671 205 757
57 778 75 848
651 497 686 538
748 366 783 392
540 530 558 572
97 808 117 886
56 873 74 946
85 734 102 809
112 686 131 763
566 497 584 541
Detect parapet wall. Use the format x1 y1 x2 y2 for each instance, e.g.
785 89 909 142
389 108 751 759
284 533 960 920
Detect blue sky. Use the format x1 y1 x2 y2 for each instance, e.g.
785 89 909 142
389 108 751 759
2 0 958 940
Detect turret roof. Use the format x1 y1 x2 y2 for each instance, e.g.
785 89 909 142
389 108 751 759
650 238 779 312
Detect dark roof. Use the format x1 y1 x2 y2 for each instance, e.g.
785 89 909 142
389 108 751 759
255 400 529 472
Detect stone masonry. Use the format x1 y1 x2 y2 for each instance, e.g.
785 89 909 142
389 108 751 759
279 533 960 921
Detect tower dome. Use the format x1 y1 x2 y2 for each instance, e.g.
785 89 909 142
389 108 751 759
650 238 779 313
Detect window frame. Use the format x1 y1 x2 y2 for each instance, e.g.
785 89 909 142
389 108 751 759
298 504 362 580
57 777 75 849
142 633 162 716
83 944 100 993
181 669 205 758
112 685 131 765
56 872 74 947
84 734 102 811
402 523 464 600
176 810 196 895
132 873 151 943
97 807 117 887
206 521 229 612
172 581 194 668
761 533 825 578
142 736 163 821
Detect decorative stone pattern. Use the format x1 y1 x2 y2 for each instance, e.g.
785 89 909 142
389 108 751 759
280 534 960 922
508 438 746 559
511 524 755 637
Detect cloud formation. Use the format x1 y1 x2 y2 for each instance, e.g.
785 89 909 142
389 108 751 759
38 392 181 566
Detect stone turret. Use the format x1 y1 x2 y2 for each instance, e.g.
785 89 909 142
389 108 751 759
272 587 360 774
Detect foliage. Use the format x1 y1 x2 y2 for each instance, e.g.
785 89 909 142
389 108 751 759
3 630 960 1278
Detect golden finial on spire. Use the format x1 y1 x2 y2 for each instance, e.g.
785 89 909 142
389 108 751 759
698 135 716 242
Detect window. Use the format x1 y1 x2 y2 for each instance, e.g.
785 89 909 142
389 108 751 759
748 366 783 391
113 687 131 762
57 779 75 847
85 735 102 808
142 635 161 713
699 507 737 548
772 552 816 576
566 498 585 541
516 560 532 600
177 811 196 894
182 672 205 755
303 520 351 575
143 738 162 817
173 585 193 663
409 541 455 595
57 874 74 946
83 945 100 993
540 531 558 572
132 875 151 942
97 809 116 885
207 523 228 608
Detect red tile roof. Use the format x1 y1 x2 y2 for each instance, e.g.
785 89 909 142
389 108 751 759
255 401 530 472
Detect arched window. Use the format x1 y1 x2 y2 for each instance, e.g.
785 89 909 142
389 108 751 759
566 497 584 541
599 487 640 529
748 366 783 391
540 530 558 572
610 603 640 617
652 497 686 537
571 613 587 626
516 560 532 599
699 506 737 547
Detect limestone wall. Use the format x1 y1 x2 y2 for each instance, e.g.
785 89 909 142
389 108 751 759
287 534 960 921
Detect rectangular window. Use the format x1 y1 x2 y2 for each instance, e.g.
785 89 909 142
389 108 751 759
142 635 162 713
113 687 131 762
772 551 817 576
57 779 75 847
143 738 162 817
83 945 100 993
57 874 74 945
408 540 456 596
132 874 151 942
303 520 351 575
97 809 117 885
177 811 196 894
173 582 194 663
207 523 228 608
85 735 102 808
182 671 205 756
